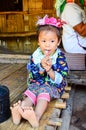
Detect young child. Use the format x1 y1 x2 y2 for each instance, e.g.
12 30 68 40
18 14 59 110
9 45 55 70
10 15 68 128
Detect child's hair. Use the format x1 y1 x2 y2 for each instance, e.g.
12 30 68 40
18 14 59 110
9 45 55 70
37 25 62 41
36 15 66 41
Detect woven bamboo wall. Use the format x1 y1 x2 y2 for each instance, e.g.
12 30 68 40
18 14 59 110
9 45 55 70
0 0 56 33
0 0 56 54
23 0 56 13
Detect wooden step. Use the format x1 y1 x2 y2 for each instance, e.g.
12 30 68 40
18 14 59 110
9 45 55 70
65 86 71 91
0 54 29 63
61 92 69 99
47 118 62 127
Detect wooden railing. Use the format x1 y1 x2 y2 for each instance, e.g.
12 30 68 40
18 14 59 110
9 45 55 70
0 11 56 37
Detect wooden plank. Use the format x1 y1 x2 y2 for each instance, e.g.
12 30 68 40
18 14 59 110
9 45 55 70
48 100 66 109
47 118 62 127
0 54 29 63
0 54 29 60
64 86 71 91
0 63 27 104
0 63 26 81
44 125 56 130
0 63 10 71
0 32 36 37
50 108 61 119
54 102 66 109
61 92 69 99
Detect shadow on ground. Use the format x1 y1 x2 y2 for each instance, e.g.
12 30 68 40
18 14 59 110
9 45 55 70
69 85 86 130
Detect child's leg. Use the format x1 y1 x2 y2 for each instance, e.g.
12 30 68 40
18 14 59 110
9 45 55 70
35 93 50 121
10 100 22 125
18 93 50 128
18 99 48 128
21 96 33 107
18 106 39 128
35 99 48 122
10 90 36 125
22 89 37 107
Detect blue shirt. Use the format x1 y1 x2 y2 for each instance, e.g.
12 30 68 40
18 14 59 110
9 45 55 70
27 47 69 94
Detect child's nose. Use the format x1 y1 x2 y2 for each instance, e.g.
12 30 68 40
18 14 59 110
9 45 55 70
46 42 50 46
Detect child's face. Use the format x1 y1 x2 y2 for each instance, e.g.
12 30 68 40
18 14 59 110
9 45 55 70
38 30 60 56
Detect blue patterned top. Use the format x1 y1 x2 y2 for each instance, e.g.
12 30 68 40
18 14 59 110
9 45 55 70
27 47 69 95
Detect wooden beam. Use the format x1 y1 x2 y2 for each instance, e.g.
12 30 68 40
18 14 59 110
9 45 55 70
0 32 36 37
0 54 29 63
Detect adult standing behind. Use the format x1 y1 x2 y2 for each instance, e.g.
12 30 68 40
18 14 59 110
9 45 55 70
55 0 86 54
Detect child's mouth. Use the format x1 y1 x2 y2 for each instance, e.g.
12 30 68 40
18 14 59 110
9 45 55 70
45 50 51 56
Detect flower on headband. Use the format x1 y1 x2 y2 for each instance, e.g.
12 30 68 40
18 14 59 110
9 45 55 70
45 17 57 26
36 15 66 28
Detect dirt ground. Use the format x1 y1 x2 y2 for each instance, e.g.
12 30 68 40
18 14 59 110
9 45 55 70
69 85 86 130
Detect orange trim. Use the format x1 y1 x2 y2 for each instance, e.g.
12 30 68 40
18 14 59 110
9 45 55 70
66 0 74 2
84 0 86 6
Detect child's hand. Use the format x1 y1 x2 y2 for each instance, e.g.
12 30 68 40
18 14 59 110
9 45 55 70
41 56 52 72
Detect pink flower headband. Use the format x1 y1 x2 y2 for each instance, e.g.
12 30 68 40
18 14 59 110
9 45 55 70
36 15 66 28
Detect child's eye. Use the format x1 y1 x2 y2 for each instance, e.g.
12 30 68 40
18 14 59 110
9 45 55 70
42 40 46 43
51 40 54 43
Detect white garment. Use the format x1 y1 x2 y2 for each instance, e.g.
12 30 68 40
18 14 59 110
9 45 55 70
61 3 86 54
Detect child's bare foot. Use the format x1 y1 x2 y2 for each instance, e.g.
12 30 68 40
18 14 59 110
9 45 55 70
10 100 22 125
18 106 39 128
